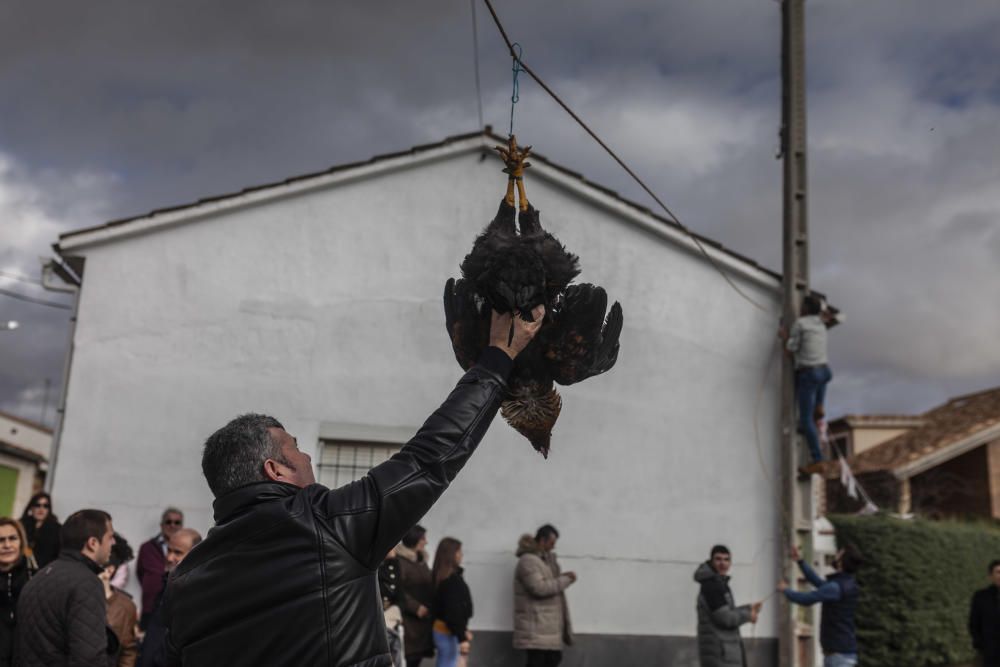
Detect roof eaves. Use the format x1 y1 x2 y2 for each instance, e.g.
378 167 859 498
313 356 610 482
0 410 53 435
839 414 926 428
55 128 782 288
57 130 491 251
0 439 47 463
893 421 1000 479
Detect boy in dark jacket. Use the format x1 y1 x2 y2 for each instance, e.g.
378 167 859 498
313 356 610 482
694 545 761 667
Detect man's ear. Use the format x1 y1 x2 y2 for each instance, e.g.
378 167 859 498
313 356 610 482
84 535 100 555
263 458 285 482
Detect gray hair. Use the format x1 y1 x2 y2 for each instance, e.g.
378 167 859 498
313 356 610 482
202 413 288 497
161 507 184 523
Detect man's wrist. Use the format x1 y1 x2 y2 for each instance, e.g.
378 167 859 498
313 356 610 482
477 346 514 379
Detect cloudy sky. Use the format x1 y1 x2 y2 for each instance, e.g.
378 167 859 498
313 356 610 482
2 0 998 426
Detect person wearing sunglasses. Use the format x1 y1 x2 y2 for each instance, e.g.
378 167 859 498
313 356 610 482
136 508 184 630
19 492 60 569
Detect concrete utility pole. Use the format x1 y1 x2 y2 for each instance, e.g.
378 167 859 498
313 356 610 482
779 1 813 666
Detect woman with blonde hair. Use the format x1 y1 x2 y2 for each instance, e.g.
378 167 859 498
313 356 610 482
0 517 35 667
431 538 473 667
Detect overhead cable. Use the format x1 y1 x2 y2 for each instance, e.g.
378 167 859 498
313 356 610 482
0 287 72 310
480 0 774 314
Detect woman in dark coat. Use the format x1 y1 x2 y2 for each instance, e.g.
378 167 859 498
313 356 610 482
0 517 36 667
20 492 60 568
431 538 473 667
397 525 435 667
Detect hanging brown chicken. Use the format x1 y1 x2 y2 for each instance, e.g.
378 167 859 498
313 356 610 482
443 136 623 457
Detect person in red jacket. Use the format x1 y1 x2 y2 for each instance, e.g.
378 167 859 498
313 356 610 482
136 507 184 628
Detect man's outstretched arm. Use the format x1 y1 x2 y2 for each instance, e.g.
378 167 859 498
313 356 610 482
796 558 828 589
319 307 544 569
783 582 842 607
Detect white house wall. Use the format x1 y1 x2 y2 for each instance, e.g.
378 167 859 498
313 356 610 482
53 148 782 651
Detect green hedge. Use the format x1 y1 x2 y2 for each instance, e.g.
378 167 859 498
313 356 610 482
829 514 1000 667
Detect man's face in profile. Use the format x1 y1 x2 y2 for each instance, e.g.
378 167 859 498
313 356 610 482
268 428 317 488
95 522 116 567
990 564 1000 587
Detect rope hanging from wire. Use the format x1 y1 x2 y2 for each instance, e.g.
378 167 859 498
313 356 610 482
480 0 774 315
508 43 524 136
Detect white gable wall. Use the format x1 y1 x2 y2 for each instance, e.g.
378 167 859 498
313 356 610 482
54 146 782 640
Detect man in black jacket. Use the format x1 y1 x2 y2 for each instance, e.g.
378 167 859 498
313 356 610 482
969 559 1000 667
141 529 202 667
163 307 543 667
16 509 117 667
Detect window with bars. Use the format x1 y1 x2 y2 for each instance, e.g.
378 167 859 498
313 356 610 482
317 440 401 489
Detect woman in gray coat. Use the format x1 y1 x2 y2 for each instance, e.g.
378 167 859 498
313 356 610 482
512 526 576 667
694 545 761 667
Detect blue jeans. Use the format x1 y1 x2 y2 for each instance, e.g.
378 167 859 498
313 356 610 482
796 365 832 462
433 630 459 667
823 653 858 667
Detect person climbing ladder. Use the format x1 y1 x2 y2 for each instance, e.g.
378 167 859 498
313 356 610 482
779 295 833 469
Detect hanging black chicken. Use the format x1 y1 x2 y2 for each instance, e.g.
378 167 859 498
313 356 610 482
443 135 623 457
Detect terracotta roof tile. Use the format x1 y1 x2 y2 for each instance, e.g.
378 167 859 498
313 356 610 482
840 386 1000 476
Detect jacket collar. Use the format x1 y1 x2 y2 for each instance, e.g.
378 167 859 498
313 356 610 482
59 549 104 575
516 534 541 557
0 556 32 577
213 481 302 523
396 544 427 564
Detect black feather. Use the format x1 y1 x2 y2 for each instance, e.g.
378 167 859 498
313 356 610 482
445 198 623 456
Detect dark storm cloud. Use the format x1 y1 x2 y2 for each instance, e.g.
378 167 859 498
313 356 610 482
1 0 998 420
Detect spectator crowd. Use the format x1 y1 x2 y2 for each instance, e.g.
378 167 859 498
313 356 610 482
0 489 577 667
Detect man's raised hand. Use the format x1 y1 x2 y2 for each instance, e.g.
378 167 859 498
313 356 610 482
490 305 545 360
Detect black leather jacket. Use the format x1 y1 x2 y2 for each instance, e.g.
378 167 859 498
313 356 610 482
163 356 509 667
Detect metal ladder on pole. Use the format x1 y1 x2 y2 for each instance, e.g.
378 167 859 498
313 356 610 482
779 1 816 666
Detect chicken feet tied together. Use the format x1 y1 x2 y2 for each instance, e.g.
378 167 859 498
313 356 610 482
443 136 623 457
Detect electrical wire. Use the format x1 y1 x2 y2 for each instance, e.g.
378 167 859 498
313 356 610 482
0 287 72 310
0 269 44 286
480 0 775 315
754 338 786 511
